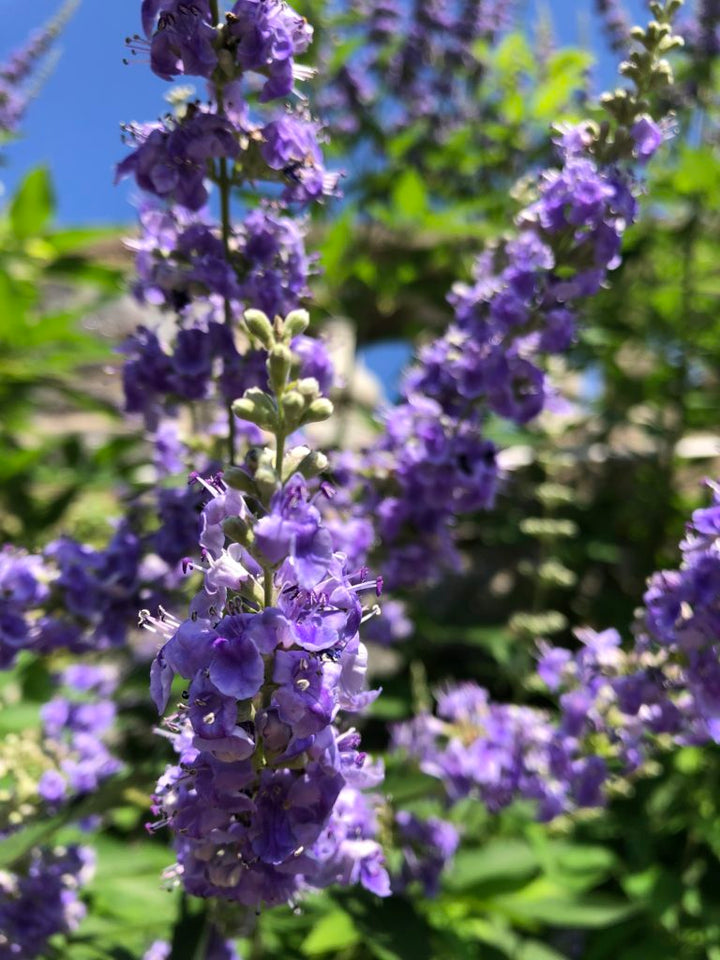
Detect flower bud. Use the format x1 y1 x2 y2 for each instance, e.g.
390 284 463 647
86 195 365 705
300 398 334 426
222 517 252 545
291 448 329 480
224 467 260 496
268 344 294 395
244 309 275 349
280 390 305 428
282 308 310 339
233 389 278 429
296 377 321 398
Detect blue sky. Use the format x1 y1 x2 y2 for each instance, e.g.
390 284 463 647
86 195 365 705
0 0 648 226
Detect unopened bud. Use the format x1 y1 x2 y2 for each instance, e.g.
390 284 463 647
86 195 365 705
244 309 275 349
280 390 305 428
232 388 278 429
296 377 320 398
300 398 334 426
223 517 252 545
282 309 310 339
224 466 258 495
294 449 329 479
268 344 293 394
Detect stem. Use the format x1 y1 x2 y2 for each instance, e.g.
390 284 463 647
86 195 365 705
207 0 237 464
263 567 274 608
250 921 263 960
275 429 285 481
216 152 237 465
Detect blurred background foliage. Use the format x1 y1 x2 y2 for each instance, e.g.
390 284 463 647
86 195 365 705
2 1 720 957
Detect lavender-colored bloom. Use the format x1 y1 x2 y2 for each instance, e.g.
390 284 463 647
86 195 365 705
117 113 239 211
130 202 241 307
255 474 334 588
209 626 265 701
0 547 51 667
594 0 631 52
631 115 663 161
291 335 334 394
360 108 656 587
261 114 339 204
239 207 313 318
147 459 388 907
394 811 459 897
228 0 313 101
0 1 76 137
0 845 95 960
140 0 218 80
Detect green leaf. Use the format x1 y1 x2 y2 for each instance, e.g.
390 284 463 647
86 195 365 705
10 167 55 240
333 890 435 960
391 169 428 220
302 909 359 955
492 878 637 928
0 815 64 868
445 839 539 893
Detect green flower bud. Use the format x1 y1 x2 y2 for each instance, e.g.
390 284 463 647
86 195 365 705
244 309 275 349
268 343 294 395
300 397 334 426
280 390 306 429
222 517 252 545
223 466 260 496
232 388 278 429
282 308 310 339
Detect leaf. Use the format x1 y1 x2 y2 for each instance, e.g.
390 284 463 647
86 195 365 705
333 890 435 960
0 816 64 868
391 169 428 220
492 878 637 928
301 909 359 955
445 839 539 893
10 167 55 240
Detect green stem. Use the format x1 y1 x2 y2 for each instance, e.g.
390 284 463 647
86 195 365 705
275 429 285 481
263 567 274 608
207 0 237 464
250 921 263 960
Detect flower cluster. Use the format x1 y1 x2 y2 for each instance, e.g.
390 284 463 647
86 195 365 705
682 0 720 60
38 664 121 804
392 811 459 898
0 845 95 960
119 0 335 434
319 0 515 138
0 548 51 668
595 0 632 53
358 7 682 588
393 478 720 823
137 0 313 99
145 313 389 909
143 929 239 960
0 0 77 139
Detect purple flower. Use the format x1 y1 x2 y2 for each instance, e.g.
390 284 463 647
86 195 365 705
273 650 340 736
140 0 218 79
291 335 335 394
208 624 265 700
631 115 663 161
117 113 239 211
229 0 313 101
255 474 334 588
261 114 338 204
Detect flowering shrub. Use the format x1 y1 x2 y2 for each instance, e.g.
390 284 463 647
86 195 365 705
3 0 720 958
